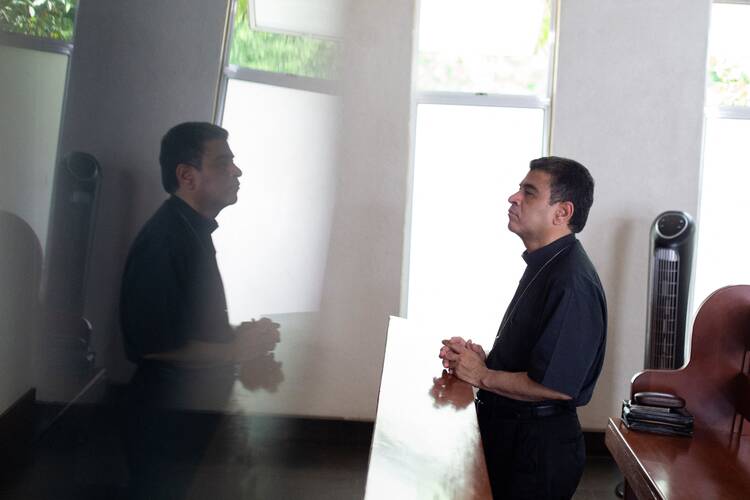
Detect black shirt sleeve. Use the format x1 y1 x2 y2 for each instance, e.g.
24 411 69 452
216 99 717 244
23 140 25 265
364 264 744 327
527 277 606 399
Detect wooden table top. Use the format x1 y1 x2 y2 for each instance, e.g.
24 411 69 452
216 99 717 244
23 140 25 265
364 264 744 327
364 317 492 499
605 417 750 500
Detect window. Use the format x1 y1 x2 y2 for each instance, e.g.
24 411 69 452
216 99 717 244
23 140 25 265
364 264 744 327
0 0 75 249
214 0 340 323
405 0 555 346
250 0 344 40
693 1 750 311
225 0 338 80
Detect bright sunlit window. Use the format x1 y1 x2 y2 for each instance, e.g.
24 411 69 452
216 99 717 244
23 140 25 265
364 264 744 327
215 81 339 322
705 2 750 107
693 1 750 312
215 0 340 323
406 0 555 346
418 0 552 95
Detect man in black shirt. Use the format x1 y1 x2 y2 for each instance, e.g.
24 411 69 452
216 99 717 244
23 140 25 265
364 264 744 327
120 122 279 497
440 156 606 500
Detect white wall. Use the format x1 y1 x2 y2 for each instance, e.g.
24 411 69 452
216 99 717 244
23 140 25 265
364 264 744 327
552 0 711 429
309 0 417 418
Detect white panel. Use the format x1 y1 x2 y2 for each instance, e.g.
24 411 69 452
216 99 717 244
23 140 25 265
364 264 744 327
0 45 68 250
407 104 543 349
0 45 67 413
217 79 340 322
252 0 345 39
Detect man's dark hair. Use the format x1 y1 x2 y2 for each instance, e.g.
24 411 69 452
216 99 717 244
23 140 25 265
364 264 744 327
529 156 594 233
159 122 229 193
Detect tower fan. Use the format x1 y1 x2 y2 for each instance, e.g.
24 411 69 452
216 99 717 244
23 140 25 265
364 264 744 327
38 152 102 402
644 211 695 369
43 152 101 316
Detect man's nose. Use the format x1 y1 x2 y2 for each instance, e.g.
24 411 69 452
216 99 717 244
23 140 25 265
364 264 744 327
232 163 242 177
508 191 520 204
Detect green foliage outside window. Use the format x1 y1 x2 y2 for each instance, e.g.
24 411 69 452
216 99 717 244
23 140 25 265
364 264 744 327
417 0 552 95
0 0 76 41
708 57 750 108
229 0 337 79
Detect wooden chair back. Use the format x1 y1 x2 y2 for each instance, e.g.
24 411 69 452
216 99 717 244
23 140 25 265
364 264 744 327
631 285 750 435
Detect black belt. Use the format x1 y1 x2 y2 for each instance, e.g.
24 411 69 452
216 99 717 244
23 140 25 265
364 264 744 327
475 395 575 419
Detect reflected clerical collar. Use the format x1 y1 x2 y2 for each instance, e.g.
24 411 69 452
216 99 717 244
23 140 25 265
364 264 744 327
169 195 219 234
522 233 576 268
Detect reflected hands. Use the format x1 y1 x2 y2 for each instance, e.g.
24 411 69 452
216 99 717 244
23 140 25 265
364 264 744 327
429 370 474 409
235 317 281 361
239 353 284 392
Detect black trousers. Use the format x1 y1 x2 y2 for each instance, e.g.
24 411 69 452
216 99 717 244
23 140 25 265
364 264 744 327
477 402 585 500
122 363 236 499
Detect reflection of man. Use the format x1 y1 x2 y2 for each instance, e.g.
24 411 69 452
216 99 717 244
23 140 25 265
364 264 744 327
439 157 606 500
120 122 279 497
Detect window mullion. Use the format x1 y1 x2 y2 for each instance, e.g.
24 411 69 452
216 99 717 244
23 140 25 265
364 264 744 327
0 31 73 55
705 105 750 120
224 65 339 95
416 91 549 109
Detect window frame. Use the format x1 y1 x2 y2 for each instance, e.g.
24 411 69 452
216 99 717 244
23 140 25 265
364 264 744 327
213 0 339 124
248 0 343 41
401 0 559 315
705 106 750 120
702 0 750 164
704 0 750 111
0 30 72 55
691 0 750 319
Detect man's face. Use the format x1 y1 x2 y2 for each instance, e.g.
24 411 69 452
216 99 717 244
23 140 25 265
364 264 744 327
192 138 242 214
507 169 558 240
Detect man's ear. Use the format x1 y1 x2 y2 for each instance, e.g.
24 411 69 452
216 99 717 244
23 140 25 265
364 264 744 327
175 163 196 191
554 201 574 226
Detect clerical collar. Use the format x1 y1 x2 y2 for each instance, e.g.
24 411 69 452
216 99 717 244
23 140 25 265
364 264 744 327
169 195 219 234
522 233 576 268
